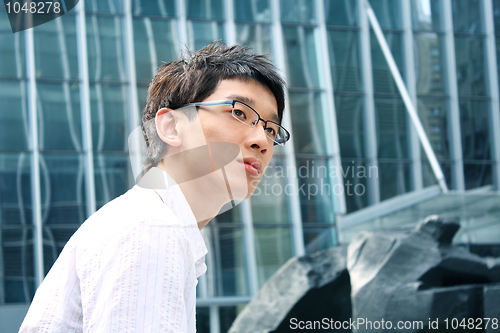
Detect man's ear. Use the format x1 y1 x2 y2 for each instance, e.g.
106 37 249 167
155 108 182 147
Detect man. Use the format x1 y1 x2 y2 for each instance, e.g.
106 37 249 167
19 41 289 332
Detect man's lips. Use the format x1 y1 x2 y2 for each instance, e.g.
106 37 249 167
239 157 262 176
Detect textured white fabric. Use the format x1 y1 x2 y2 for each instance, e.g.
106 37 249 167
19 185 208 333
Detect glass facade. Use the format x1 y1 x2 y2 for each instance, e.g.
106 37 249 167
1 0 500 332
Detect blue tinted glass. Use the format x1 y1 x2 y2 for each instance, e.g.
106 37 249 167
187 21 225 51
236 23 272 56
303 227 337 254
464 163 493 189
283 26 320 89
341 158 369 213
371 31 404 94
327 29 362 92
280 0 315 24
133 18 177 83
86 15 126 82
411 0 443 32
90 84 127 152
235 0 271 22
85 0 122 13
369 0 402 29
459 99 490 161
254 227 292 287
324 0 357 26
0 15 25 78
452 0 483 34
37 82 82 151
494 0 500 34
43 227 79 275
0 153 31 226
455 36 486 96
131 0 175 17
414 33 446 95
33 14 78 80
378 161 411 200
94 154 132 209
417 98 449 159
374 97 409 159
0 80 29 150
335 95 365 158
186 0 224 19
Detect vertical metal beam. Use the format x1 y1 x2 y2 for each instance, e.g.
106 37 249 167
315 0 347 245
209 305 220 333
76 1 97 216
365 0 449 193
25 28 44 286
482 0 500 191
401 0 423 191
358 0 381 204
224 0 236 45
270 0 305 256
441 0 465 191
175 0 188 51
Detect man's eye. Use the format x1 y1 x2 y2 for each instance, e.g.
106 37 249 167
233 109 247 119
266 127 277 138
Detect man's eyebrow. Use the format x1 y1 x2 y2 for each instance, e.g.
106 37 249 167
227 94 280 122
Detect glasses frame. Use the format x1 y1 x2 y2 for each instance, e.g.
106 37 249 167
180 99 290 146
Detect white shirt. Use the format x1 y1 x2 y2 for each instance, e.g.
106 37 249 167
19 185 208 333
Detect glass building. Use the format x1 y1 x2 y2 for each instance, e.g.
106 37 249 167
1 0 500 332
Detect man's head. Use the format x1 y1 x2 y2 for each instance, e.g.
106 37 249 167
142 41 286 172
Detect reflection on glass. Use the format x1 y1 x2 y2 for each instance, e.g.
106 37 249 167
94 154 132 209
417 98 449 159
422 159 451 189
0 153 31 226
86 15 126 82
283 26 320 89
378 161 411 201
411 0 442 32
494 0 500 34
303 227 337 254
464 163 493 189
196 307 210 333
236 23 272 56
40 153 86 225
371 31 404 94
335 95 365 158
414 33 445 95
187 21 224 51
368 0 402 29
235 0 271 22
459 99 490 161
280 0 315 24
289 91 327 154
38 82 82 151
186 0 224 19
85 0 122 14
33 14 78 80
341 159 369 213
220 306 239 333
90 83 127 152
251 156 289 223
204 226 248 296
0 18 25 78
452 0 482 34
374 97 408 159
254 227 292 287
455 36 486 97
0 80 28 150
131 0 175 17
324 0 357 26
327 30 361 92
43 226 78 274
133 18 177 83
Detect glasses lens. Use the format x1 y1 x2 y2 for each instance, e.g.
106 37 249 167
232 101 259 126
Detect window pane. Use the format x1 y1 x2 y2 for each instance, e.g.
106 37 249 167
283 26 320 89
378 161 411 201
371 31 404 94
341 159 369 213
368 0 402 29
94 154 132 209
374 97 409 159
280 0 315 24
296 157 335 223
460 99 490 161
452 0 483 34
289 91 327 155
43 226 78 275
236 23 272 56
0 153 31 226
464 163 493 189
303 226 337 254
90 83 127 152
0 80 28 150
133 18 177 83
204 226 248 296
196 307 210 333
40 153 86 225
0 16 25 79
235 0 271 22
455 36 487 97
494 0 500 34
220 306 238 333
254 227 292 287
85 0 122 14
327 29 362 92
34 14 78 80
187 20 224 51
37 82 82 152
324 0 357 26
86 15 126 82
131 0 175 17
336 95 365 158
251 156 289 224
411 0 443 32
417 98 449 159
186 0 224 19
414 33 446 95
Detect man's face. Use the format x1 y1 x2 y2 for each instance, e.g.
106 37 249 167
193 78 278 197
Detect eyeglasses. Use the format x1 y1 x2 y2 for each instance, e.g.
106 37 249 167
180 99 290 146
